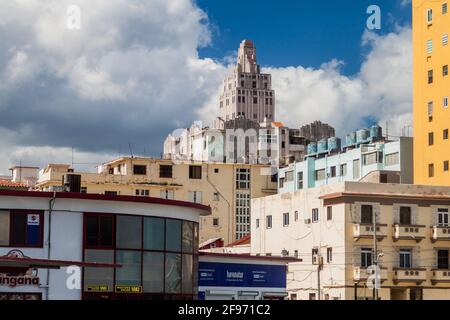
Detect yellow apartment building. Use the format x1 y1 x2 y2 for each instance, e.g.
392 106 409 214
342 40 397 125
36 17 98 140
413 0 450 185
35 157 276 245
252 182 450 300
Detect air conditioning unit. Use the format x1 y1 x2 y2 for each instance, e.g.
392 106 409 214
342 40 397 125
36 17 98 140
304 218 311 225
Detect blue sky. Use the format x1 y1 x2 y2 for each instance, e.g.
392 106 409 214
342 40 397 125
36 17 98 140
197 0 412 75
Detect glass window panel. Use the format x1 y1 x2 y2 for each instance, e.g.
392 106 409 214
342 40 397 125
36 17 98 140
193 255 199 295
116 216 142 249
86 215 99 246
115 250 142 286
11 213 26 246
143 217 164 251
0 211 10 246
165 253 181 294
182 221 194 253
165 219 181 252
84 250 114 292
99 216 113 246
143 252 164 293
182 254 193 294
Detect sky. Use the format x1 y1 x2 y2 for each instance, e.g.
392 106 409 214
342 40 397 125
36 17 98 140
0 0 413 174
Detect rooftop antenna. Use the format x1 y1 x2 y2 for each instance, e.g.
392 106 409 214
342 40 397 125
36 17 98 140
129 143 134 159
71 147 74 169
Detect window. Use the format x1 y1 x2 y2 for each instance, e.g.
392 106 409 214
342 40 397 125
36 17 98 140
116 250 142 286
159 165 173 178
144 217 164 250
361 205 373 224
429 163 435 177
443 34 449 46
309 293 316 300
427 8 433 23
399 207 412 225
285 171 294 182
353 159 360 179
256 219 260 229
444 3 448 14
428 101 434 120
85 214 114 248
444 65 449 77
189 165 202 179
385 152 400 166
236 168 250 189
165 253 182 293
340 164 347 176
135 189 149 197
279 177 285 188
315 169 326 181
312 208 319 223
295 211 299 222
213 218 219 226
363 152 378 166
253 97 258 104
428 70 434 84
166 219 181 252
283 212 289 227
361 248 373 267
429 132 434 146
330 166 337 178
143 252 164 293
444 97 449 108
81 187 87 193
438 208 449 227
266 215 272 229
437 250 449 269
214 168 219 173
104 191 118 196
84 250 114 292
116 216 142 249
297 172 304 189
327 248 333 263
0 211 43 247
427 39 433 54
188 191 202 204
160 189 174 200
327 206 333 221
399 249 412 268
213 192 220 201
236 192 250 239
133 165 147 175
444 129 449 140
445 161 449 172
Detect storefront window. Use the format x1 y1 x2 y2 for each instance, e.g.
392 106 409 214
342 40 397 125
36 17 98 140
85 214 114 248
165 253 181 293
165 219 181 252
84 250 114 292
116 216 142 249
144 217 164 251
115 250 142 286
182 221 194 253
143 252 164 293
182 254 193 294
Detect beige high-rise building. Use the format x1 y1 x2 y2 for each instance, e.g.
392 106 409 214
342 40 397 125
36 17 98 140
36 157 276 245
252 182 450 300
219 40 275 123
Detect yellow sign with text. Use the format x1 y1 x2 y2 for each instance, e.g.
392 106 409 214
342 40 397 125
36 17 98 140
114 285 143 294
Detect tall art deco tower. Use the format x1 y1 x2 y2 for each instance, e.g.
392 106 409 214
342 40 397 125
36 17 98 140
219 40 275 124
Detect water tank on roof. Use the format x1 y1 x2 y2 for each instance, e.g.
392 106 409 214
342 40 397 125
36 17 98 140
346 132 357 146
370 125 383 140
307 142 317 154
356 129 369 143
317 139 328 153
328 137 341 153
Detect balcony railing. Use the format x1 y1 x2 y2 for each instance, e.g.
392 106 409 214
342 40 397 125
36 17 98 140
393 224 426 242
393 268 427 284
353 266 388 281
431 226 450 242
353 224 388 240
431 269 450 284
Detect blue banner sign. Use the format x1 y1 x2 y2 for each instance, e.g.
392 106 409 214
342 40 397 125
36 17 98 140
199 262 286 288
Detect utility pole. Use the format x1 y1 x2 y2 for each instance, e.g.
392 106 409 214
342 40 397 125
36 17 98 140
317 255 323 300
373 207 379 300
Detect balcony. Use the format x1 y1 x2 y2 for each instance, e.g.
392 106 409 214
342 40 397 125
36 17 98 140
393 268 426 284
431 269 450 284
431 226 450 242
353 224 388 240
353 266 388 282
393 225 426 242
